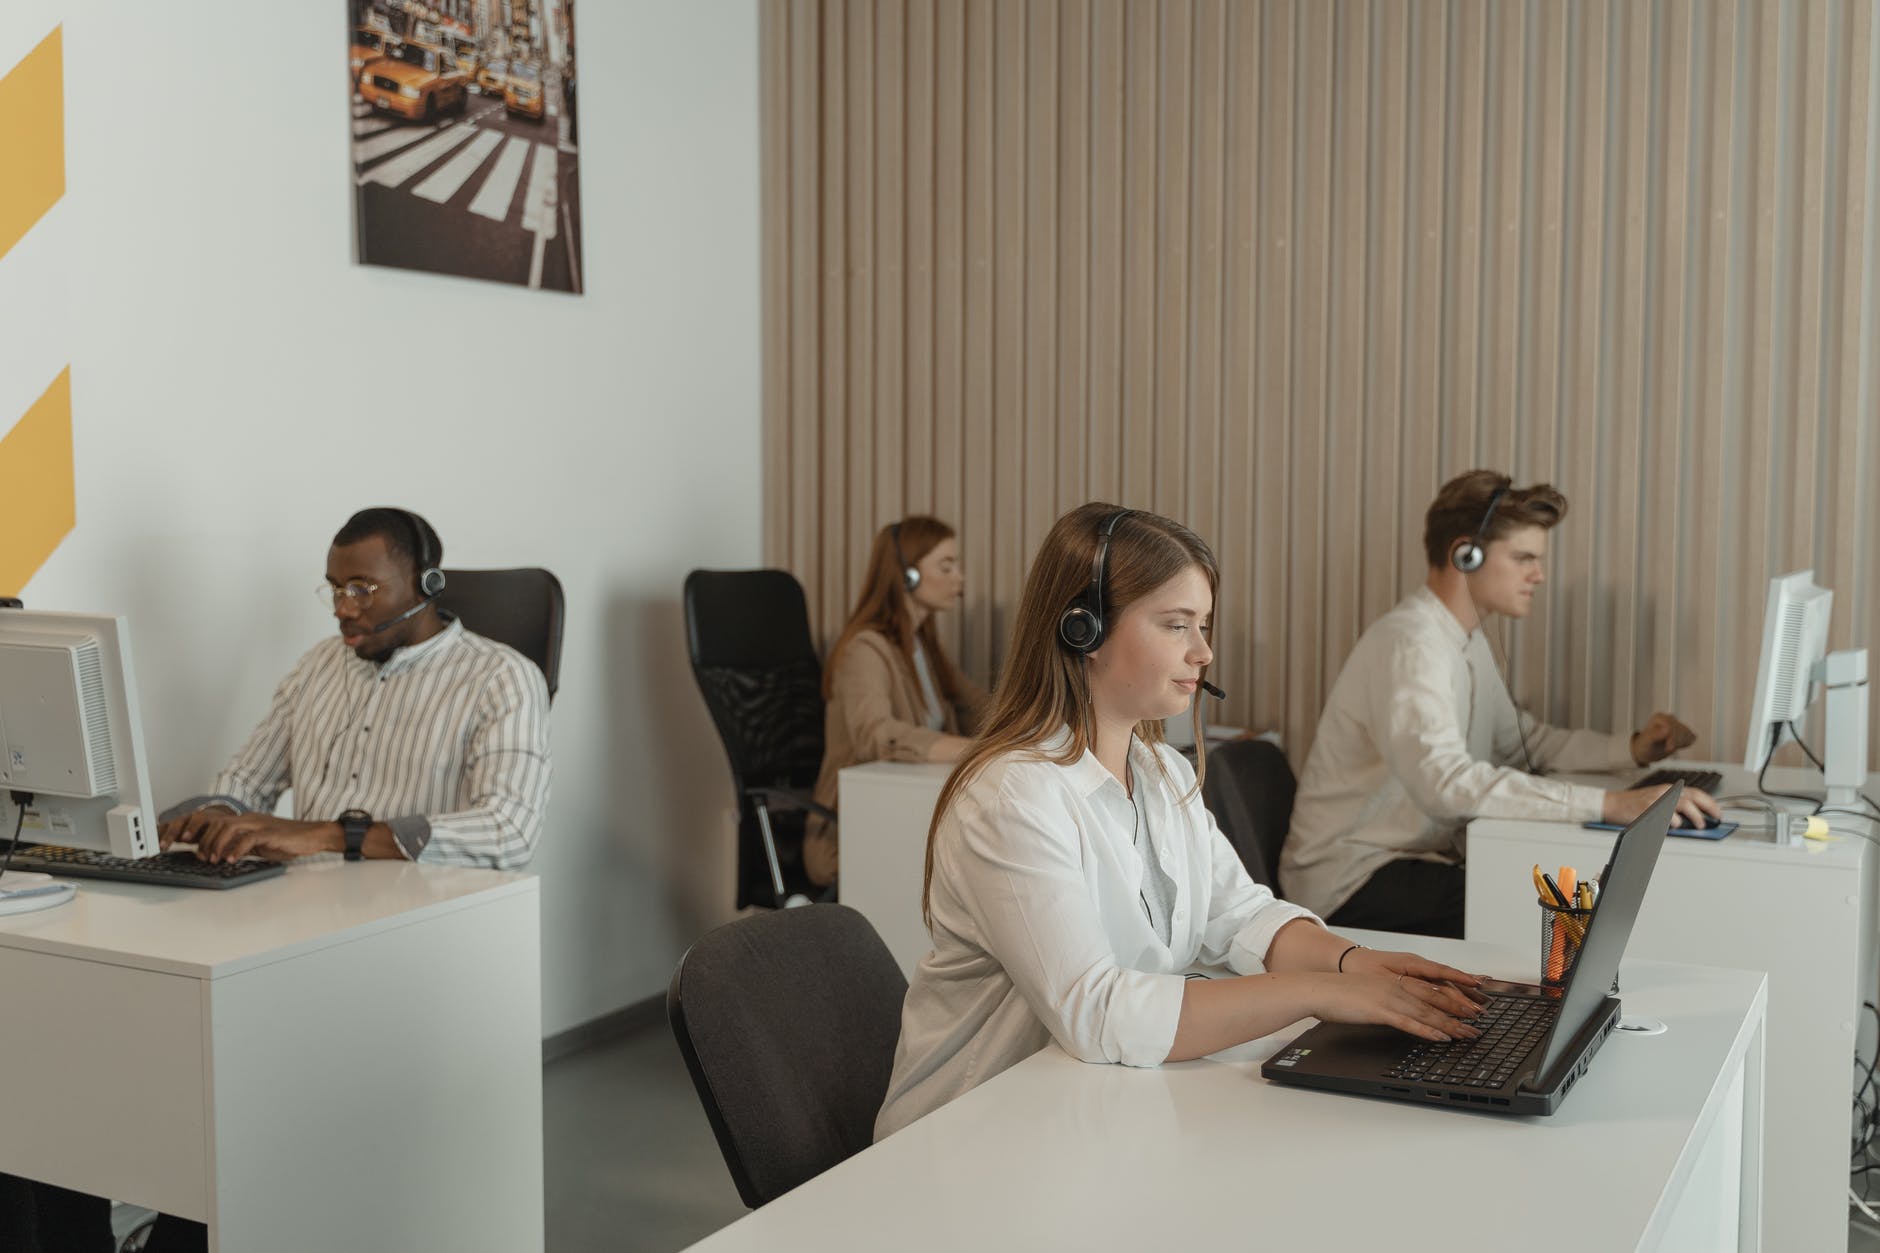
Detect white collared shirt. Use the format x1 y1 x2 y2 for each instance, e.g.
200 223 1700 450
874 730 1319 1141
1281 586 1636 917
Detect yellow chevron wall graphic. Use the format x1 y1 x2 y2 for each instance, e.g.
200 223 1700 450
0 24 73 597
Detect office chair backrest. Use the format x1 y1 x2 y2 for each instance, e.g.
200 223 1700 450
685 569 827 907
683 569 825 787
436 567 566 700
668 904 908 1208
1199 737 1296 889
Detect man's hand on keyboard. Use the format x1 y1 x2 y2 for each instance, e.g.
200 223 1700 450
1603 781 1721 829
181 815 343 864
158 806 245 851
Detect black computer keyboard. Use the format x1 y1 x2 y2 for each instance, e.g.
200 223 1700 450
1636 766 1723 795
3 844 286 890
1384 995 1558 1089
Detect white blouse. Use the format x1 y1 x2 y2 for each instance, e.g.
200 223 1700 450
874 729 1319 1141
911 641 946 731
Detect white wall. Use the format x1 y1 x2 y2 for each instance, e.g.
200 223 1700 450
14 1 759 1035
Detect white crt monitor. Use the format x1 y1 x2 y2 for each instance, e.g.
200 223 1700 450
1741 570 1834 770
0 608 160 858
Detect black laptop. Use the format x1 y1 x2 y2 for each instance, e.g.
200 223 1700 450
1261 785 1678 1116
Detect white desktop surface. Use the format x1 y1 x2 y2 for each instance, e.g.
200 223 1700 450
0 859 544 1253
685 934 1766 1253
1467 760 1876 1253
0 856 537 976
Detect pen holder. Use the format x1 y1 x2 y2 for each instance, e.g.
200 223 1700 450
1537 898 1596 988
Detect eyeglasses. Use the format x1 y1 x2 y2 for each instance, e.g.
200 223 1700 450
317 579 380 609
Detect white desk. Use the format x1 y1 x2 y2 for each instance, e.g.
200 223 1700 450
684 934 1766 1253
837 761 952 974
0 859 544 1253
1467 761 1878 1253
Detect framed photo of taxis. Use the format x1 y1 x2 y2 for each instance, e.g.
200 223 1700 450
349 0 583 293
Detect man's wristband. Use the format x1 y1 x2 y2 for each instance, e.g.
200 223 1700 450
1337 943 1364 973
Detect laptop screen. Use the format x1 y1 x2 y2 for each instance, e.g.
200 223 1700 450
1530 785 1678 1082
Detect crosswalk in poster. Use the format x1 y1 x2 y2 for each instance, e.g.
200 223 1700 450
349 0 582 294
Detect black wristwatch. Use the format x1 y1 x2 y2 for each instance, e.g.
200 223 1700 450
338 809 372 861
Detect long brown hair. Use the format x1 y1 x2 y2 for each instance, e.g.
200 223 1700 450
921 503 1220 925
824 515 972 705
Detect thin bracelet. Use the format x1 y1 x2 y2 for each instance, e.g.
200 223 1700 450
1337 943 1364 973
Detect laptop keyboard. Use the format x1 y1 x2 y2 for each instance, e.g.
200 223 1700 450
1384 995 1557 1089
4 843 286 890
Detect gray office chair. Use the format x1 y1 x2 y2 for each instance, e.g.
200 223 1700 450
1199 737 1296 889
435 567 564 700
667 905 907 1207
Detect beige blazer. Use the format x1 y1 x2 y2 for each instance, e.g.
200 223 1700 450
805 629 986 886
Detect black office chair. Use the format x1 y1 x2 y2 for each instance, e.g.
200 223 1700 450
1199 737 1297 890
667 905 907 1208
436 567 565 701
683 569 829 909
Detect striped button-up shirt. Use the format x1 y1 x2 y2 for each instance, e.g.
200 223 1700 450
186 618 551 868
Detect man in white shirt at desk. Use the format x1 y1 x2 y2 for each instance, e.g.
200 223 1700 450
1279 471 1717 938
0 508 551 1253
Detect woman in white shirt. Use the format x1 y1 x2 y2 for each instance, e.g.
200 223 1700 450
874 503 1486 1139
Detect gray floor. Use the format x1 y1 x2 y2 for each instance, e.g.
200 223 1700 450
545 1021 747 1253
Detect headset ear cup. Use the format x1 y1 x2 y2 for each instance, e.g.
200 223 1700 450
904 566 921 594
1452 543 1484 574
421 568 447 598
1058 606 1101 654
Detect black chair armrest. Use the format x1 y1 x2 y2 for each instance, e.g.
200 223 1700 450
744 786 837 827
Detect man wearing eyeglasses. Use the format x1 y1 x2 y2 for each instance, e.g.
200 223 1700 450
154 506 551 870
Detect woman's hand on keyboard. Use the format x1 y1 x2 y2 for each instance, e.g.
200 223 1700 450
1322 948 1489 1042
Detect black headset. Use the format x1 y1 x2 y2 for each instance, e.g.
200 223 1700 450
1450 482 1510 574
890 522 920 593
1447 481 1541 774
1058 509 1134 654
399 508 447 599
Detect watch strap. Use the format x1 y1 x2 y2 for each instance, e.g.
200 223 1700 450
339 809 372 861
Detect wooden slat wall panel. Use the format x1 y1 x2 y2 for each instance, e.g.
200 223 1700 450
762 0 1880 768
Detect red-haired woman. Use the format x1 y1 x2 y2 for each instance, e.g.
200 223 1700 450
805 516 987 888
